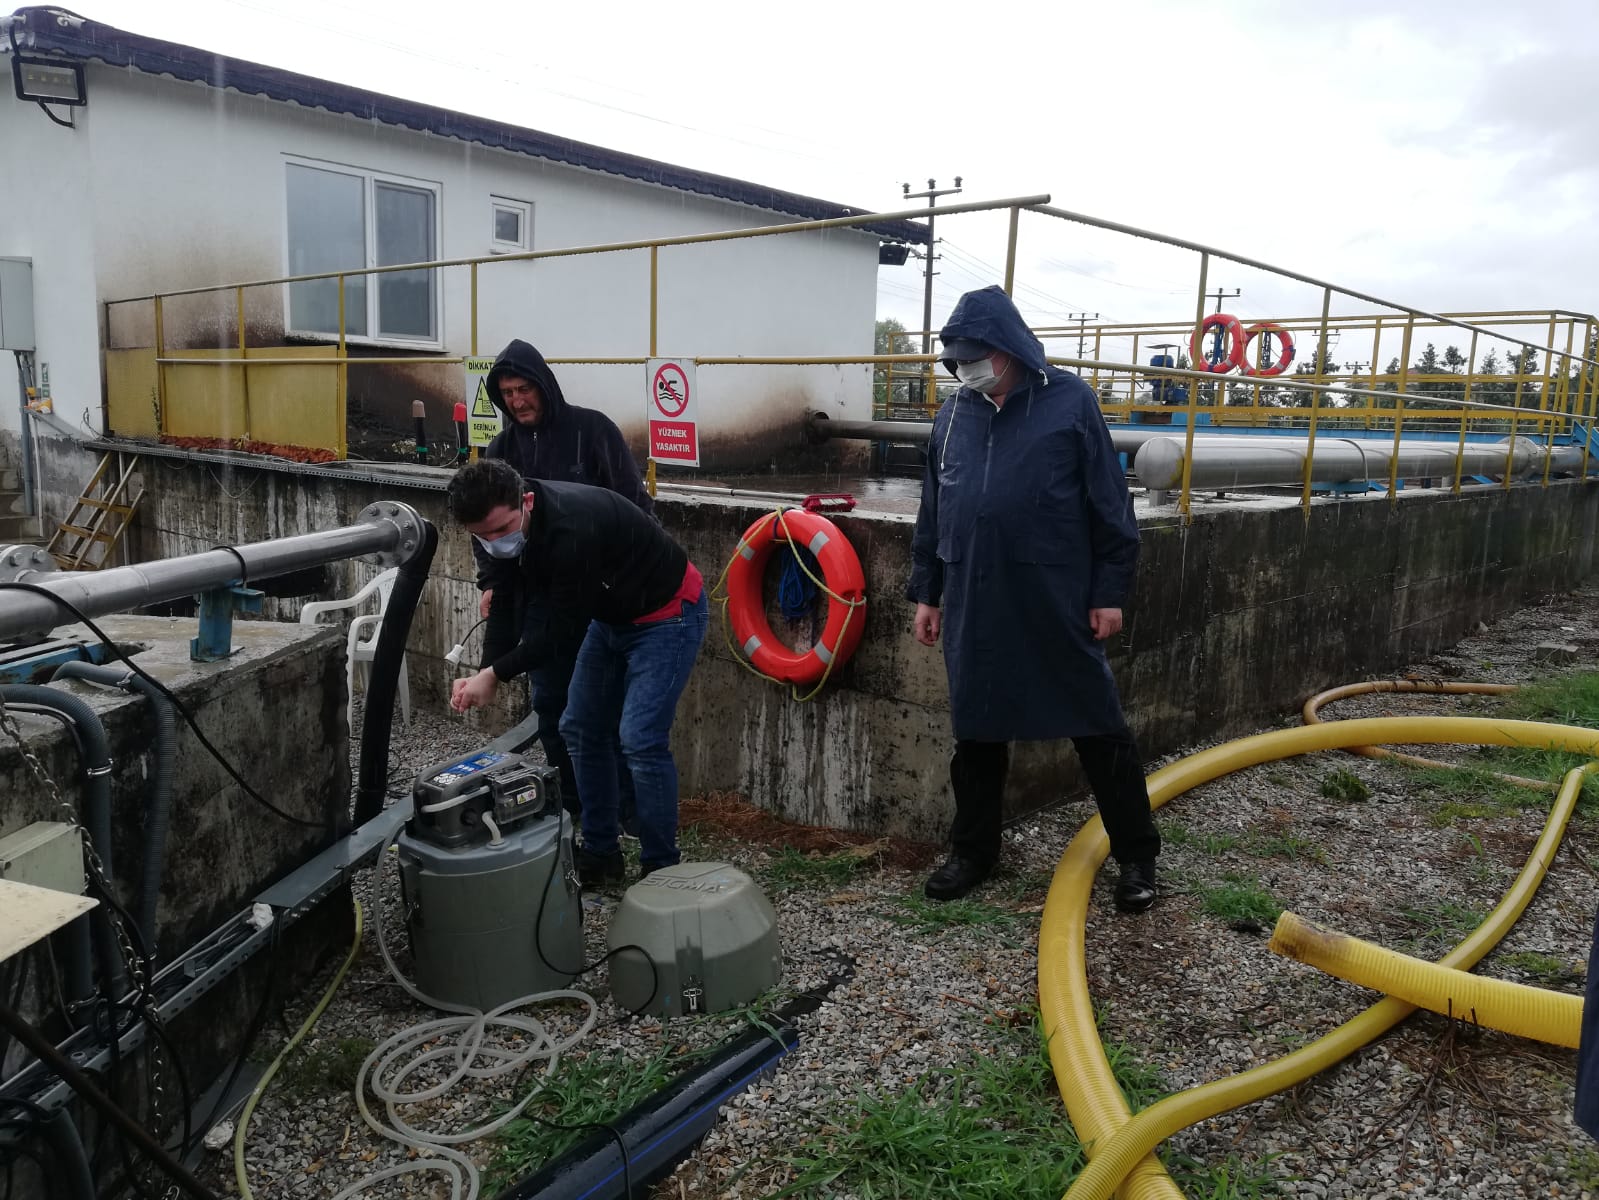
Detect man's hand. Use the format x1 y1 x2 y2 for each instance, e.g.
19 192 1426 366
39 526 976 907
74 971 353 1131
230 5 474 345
1089 608 1123 641
479 589 493 620
451 667 500 713
913 602 942 647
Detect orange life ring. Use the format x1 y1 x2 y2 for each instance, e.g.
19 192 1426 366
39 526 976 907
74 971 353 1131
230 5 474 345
1190 313 1246 374
725 509 866 687
1242 321 1296 377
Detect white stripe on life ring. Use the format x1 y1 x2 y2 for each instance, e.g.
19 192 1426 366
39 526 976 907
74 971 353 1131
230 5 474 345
814 641 834 665
739 544 756 560
807 531 831 556
743 635 762 657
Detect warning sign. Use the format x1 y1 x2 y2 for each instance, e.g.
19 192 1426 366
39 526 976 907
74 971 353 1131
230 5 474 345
464 357 500 448
647 358 699 467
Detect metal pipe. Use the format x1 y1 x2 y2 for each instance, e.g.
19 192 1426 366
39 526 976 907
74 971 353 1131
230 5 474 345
0 502 428 640
1135 435 1546 492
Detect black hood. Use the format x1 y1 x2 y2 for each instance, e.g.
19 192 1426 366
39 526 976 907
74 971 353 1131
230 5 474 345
487 339 569 427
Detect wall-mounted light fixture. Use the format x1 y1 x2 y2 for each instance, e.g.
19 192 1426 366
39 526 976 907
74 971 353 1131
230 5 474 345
11 54 86 105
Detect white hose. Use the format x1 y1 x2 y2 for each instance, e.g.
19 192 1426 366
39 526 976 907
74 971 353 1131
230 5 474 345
331 824 598 1200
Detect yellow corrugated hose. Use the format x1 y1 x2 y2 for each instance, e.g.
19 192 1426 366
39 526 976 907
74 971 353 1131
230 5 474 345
1039 716 1599 1200
1268 908 1585 1048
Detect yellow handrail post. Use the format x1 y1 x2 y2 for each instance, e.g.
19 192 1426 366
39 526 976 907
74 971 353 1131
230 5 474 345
1179 252 1210 523
1003 206 1019 296
1452 329 1478 494
1504 339 1527 488
336 275 348 461
1538 314 1559 486
1389 316 1415 502
236 286 251 444
470 261 479 356
1545 318 1576 487
1301 288 1333 516
1581 318 1597 482
1367 317 1383 431
153 295 168 438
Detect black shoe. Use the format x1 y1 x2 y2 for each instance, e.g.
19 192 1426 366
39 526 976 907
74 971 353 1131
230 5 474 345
1114 861 1157 913
924 854 993 902
577 848 625 888
636 860 675 884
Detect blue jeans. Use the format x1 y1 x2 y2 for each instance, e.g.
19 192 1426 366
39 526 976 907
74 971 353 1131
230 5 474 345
523 606 635 829
560 592 708 871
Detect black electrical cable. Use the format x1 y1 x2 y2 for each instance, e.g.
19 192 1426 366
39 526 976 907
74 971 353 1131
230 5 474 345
0 997 218 1200
0 1142 53 1200
0 583 327 830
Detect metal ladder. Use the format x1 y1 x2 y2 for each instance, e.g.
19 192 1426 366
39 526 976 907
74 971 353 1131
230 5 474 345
46 451 143 570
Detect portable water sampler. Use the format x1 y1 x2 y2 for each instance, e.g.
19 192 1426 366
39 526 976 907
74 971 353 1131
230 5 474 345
397 747 583 1011
398 744 782 1016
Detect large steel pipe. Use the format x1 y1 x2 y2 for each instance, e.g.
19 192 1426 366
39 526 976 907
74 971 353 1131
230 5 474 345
1134 436 1551 491
806 411 1172 457
0 501 429 640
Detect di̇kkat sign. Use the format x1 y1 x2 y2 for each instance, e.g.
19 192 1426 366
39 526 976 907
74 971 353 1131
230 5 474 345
464 357 501 448
647 358 699 468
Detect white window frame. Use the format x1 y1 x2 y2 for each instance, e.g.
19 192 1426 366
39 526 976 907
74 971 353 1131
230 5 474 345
489 196 533 254
282 155 445 350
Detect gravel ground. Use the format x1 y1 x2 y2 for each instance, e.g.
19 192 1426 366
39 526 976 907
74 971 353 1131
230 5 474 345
193 585 1599 1200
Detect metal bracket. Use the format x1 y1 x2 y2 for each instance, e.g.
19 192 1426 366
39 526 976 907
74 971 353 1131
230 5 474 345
190 582 264 662
357 501 427 569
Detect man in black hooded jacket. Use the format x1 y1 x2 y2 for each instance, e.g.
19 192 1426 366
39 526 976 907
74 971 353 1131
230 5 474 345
475 338 651 822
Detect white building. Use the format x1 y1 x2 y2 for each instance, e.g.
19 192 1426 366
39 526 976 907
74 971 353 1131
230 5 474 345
0 6 925 488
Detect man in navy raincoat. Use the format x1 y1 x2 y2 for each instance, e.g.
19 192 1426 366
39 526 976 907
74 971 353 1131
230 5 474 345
907 286 1161 911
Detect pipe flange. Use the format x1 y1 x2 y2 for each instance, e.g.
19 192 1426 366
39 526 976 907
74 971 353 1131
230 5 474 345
0 544 60 584
357 501 429 568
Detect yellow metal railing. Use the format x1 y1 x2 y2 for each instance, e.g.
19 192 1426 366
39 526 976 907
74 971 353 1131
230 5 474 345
103 192 1598 518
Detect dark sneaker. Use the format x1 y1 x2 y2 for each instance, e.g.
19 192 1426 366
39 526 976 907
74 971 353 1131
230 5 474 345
1114 861 1157 913
577 848 625 888
924 854 993 902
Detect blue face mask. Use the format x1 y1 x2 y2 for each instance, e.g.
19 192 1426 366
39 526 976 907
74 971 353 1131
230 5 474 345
474 528 525 559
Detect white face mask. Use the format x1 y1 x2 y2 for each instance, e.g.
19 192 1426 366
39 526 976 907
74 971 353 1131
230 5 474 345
955 356 1005 395
474 528 525 559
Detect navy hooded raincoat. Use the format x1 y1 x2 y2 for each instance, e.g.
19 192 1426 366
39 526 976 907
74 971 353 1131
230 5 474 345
906 286 1140 743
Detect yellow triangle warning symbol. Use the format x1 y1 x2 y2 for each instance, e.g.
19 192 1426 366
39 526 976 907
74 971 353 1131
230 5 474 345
471 378 496 418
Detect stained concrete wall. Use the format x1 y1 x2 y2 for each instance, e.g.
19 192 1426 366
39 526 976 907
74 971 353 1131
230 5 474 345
0 615 351 1128
29 438 1599 841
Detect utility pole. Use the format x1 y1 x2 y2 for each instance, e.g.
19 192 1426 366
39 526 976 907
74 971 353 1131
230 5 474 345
1207 287 1241 314
1067 311 1099 360
902 178 963 356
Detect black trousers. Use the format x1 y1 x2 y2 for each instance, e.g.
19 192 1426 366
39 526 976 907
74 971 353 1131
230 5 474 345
947 728 1161 867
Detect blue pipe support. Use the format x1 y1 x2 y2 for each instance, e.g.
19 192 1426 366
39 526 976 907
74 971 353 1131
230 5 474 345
190 583 264 662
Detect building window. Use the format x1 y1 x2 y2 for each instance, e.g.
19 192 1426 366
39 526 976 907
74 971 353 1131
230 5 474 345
490 197 532 253
285 160 441 344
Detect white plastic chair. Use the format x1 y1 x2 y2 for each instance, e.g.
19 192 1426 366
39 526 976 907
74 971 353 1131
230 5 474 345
299 567 410 733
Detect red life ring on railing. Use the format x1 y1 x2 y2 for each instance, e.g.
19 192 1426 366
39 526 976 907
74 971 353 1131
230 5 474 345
725 509 867 687
1190 313 1246 374
1242 322 1296 378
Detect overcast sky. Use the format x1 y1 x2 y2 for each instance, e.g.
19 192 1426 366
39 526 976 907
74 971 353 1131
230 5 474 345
59 0 1599 362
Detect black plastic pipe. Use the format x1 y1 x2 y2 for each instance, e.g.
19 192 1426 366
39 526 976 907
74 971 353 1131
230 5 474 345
52 662 177 959
0 996 217 1200
353 520 438 825
38 1106 96 1200
0 684 121 1003
494 1019 799 1200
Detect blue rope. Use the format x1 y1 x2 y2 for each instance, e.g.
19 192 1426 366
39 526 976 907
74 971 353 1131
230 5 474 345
778 546 821 622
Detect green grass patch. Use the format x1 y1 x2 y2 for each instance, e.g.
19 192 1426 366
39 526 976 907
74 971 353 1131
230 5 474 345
1398 900 1485 946
759 844 878 892
1320 769 1370 803
273 1036 378 1098
886 893 1024 937
1499 950 1583 987
779 1014 1278 1199
486 1041 705 1192
1195 873 1284 925
1164 823 1241 855
1244 833 1326 864
1565 1145 1599 1191
1500 669 1599 726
